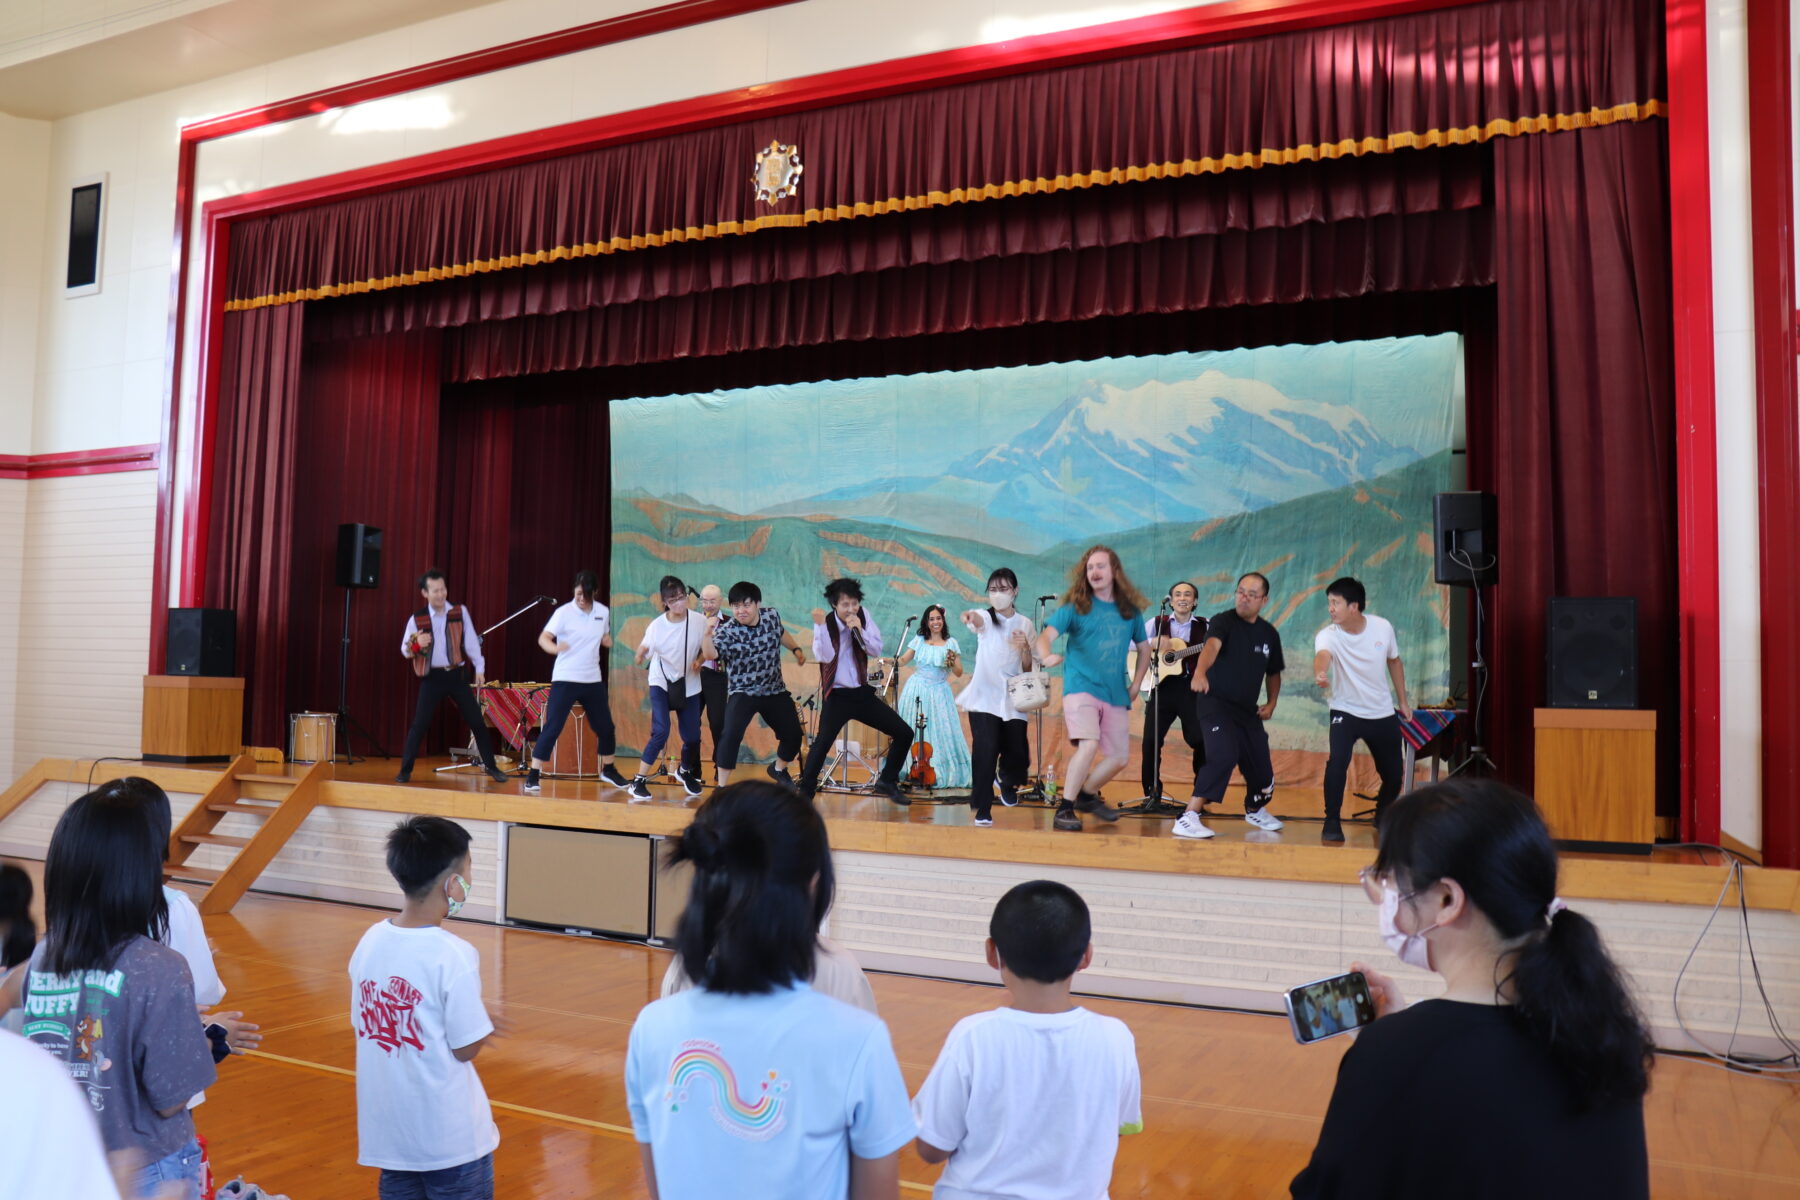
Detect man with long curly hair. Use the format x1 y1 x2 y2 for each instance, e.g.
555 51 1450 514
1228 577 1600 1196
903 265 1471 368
1034 546 1150 832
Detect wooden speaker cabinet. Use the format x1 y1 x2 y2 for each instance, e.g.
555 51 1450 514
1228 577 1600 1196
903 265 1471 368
142 675 244 763
1532 708 1655 853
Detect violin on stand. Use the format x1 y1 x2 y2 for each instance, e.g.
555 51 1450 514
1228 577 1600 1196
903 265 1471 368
906 705 936 790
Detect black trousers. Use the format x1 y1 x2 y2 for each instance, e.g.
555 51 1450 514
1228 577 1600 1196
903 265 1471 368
1322 710 1406 820
400 666 500 772
1192 700 1275 812
967 711 1029 818
1140 676 1204 797
534 679 617 761
698 667 729 760
714 691 804 771
800 685 914 786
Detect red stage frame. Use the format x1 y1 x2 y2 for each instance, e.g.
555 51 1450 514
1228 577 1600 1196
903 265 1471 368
155 0 1726 843
0 444 159 481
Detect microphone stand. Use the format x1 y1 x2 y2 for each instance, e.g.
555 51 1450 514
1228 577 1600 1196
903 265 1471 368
1021 593 1060 805
438 595 556 775
1122 596 1184 816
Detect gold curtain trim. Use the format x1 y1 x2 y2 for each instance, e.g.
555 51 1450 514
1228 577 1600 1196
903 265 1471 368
224 99 1665 312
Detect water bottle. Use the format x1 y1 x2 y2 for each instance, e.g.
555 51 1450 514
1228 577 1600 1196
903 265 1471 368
1043 762 1059 805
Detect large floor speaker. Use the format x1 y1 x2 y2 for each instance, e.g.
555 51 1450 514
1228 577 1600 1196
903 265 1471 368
1432 492 1498 587
335 523 382 589
165 608 236 676
1546 597 1638 708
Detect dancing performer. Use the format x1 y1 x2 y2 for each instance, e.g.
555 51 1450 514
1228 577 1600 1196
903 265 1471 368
797 578 914 805
1129 581 1206 803
1034 546 1149 832
626 576 708 801
1312 576 1411 842
895 604 970 789
396 568 509 784
696 584 730 784
958 568 1035 826
523 569 626 794
702 581 808 785
1175 572 1286 840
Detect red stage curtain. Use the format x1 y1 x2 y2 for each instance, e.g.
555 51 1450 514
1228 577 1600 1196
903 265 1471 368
222 0 1661 309
282 330 444 756
203 304 305 747
1474 119 1676 809
302 146 1489 340
440 208 1489 379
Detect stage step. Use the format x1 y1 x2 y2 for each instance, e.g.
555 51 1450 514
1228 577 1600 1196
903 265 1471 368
233 773 300 786
181 832 252 848
165 864 224 884
207 801 276 815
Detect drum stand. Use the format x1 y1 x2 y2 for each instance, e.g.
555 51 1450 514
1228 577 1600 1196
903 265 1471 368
1017 594 1058 806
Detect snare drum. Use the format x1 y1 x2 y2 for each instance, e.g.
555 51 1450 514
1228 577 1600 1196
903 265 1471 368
288 711 337 763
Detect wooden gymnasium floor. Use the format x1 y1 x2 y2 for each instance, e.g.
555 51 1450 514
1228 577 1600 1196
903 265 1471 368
6 861 1800 1198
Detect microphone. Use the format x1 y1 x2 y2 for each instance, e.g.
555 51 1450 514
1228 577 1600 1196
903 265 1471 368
1037 593 1058 603
1161 595 1173 610
536 594 556 604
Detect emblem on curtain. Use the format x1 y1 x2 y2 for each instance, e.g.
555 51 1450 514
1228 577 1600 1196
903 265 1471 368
752 140 804 205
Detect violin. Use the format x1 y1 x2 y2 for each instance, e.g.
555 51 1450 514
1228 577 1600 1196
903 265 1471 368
907 705 936 788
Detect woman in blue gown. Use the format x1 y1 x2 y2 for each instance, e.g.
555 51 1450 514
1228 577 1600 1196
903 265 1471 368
896 605 971 789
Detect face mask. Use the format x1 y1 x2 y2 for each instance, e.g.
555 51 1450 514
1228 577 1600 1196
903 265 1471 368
445 873 472 918
988 590 1014 607
1378 884 1434 970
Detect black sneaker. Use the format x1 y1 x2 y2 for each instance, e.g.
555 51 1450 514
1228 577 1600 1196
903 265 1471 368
600 764 628 789
1074 791 1120 822
393 769 412 784
766 764 795 788
626 775 653 802
1052 805 1082 832
972 806 994 826
1320 818 1346 844
485 764 510 784
522 771 542 795
870 779 910 806
678 767 704 797
999 783 1020 807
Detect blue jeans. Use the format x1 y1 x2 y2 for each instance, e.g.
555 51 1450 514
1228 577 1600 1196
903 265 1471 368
134 1136 203 1200
642 683 702 774
378 1152 494 1200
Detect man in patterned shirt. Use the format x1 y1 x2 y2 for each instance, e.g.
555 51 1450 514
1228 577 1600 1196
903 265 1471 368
700 581 808 786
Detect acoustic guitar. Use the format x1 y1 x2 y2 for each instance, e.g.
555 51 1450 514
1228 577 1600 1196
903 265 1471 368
1139 638 1209 691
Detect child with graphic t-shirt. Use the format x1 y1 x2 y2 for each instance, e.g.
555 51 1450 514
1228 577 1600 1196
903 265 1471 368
912 880 1142 1200
626 781 915 1199
350 817 499 1198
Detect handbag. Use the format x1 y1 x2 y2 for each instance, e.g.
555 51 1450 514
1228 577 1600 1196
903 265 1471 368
1007 669 1051 712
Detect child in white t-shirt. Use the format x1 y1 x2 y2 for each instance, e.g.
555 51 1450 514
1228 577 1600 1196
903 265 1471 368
350 817 499 1198
626 781 916 1200
912 880 1141 1200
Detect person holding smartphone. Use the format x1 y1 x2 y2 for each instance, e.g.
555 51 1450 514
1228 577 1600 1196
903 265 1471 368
1290 778 1653 1199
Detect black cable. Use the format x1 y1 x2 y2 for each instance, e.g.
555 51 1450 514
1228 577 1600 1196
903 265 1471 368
85 756 146 791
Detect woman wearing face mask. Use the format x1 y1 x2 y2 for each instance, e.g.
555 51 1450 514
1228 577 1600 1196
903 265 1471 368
1291 778 1653 1199
957 569 1037 825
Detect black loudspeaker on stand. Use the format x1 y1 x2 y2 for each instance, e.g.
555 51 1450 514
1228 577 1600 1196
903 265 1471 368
1433 492 1498 776
334 522 390 761
1546 597 1638 708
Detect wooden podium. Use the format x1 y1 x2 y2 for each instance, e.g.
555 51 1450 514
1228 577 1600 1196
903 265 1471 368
1533 708 1655 853
142 675 244 763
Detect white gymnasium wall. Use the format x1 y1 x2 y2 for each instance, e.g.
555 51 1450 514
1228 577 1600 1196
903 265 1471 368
0 479 24 785
0 111 48 457
12 472 158 767
1706 0 1760 851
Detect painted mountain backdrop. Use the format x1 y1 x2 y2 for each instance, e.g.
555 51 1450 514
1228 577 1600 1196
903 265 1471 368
609 338 1463 787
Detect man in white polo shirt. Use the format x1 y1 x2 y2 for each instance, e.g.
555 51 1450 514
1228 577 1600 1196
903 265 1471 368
1311 576 1412 843
523 569 627 794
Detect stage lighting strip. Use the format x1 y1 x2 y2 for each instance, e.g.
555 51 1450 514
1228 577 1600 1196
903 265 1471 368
223 98 1666 313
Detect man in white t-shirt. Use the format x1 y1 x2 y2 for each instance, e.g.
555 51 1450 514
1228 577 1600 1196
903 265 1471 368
524 569 627 794
0 1027 123 1198
912 880 1141 1200
350 816 499 1197
1311 576 1412 843
626 575 708 801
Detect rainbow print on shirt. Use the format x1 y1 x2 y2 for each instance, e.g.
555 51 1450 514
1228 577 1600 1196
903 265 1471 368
664 1040 790 1141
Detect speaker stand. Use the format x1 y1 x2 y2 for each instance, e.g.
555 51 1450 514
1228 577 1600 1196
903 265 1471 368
1445 579 1495 779
336 589 391 762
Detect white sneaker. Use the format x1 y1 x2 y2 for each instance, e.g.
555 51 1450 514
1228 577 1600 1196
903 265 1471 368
1172 812 1215 840
1244 808 1284 831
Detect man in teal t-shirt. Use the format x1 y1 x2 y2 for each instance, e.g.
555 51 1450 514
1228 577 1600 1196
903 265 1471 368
1035 546 1150 832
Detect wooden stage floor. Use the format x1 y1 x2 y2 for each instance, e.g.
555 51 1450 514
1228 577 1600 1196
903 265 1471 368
4 859 1796 1198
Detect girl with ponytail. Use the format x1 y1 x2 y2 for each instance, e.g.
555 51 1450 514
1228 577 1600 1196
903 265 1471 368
1292 778 1653 1199
624 781 915 1199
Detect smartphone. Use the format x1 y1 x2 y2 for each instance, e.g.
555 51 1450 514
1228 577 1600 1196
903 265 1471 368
1283 971 1376 1044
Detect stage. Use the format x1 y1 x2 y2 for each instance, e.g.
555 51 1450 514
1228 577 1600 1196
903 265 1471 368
3 755 1796 1056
